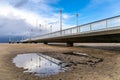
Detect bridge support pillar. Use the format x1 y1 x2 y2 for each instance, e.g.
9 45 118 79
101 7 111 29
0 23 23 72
67 42 73 47
44 42 48 44
33 42 37 44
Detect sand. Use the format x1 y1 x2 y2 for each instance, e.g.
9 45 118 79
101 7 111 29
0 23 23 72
0 43 120 80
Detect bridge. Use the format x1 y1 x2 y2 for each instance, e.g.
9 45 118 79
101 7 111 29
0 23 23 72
22 15 120 46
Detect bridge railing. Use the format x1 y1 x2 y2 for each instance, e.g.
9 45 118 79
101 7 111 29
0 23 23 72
30 15 120 41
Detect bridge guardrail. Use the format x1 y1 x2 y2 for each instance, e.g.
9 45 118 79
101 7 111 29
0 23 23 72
24 15 120 42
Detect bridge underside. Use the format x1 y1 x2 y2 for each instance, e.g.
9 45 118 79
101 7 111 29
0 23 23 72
23 28 120 46
34 34 120 43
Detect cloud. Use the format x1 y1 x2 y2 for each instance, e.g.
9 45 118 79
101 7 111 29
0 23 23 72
13 0 29 7
0 0 73 38
0 0 29 7
0 15 31 36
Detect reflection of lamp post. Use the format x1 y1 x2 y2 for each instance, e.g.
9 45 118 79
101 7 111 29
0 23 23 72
60 9 62 33
76 13 79 32
39 56 41 67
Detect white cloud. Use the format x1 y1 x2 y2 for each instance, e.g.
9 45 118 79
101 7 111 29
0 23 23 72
0 0 72 37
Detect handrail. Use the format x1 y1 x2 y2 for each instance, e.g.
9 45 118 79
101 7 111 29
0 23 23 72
22 15 120 42
36 15 120 37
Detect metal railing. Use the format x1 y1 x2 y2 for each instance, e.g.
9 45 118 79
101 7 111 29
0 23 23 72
24 15 120 41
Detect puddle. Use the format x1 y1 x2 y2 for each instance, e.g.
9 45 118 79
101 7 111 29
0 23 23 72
13 53 68 77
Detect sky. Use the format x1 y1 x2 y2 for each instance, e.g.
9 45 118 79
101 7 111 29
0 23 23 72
0 0 120 41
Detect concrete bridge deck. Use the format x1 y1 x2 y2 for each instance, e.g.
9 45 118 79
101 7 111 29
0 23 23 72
22 15 120 46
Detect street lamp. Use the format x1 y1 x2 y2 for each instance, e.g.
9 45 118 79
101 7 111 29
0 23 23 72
9 36 11 43
76 13 79 32
50 25 52 33
30 29 33 41
39 24 41 31
60 9 62 32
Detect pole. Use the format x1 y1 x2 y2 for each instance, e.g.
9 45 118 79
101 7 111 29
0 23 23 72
30 29 32 42
76 13 79 32
9 36 11 43
39 24 41 31
60 9 62 33
50 25 52 33
36 19 38 28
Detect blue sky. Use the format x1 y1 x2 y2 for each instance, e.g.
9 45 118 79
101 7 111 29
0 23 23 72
0 0 120 37
52 0 90 13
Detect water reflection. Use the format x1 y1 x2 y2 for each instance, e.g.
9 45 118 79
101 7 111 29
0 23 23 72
13 53 68 77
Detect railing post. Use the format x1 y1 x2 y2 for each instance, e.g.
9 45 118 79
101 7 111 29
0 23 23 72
77 27 79 33
79 27 81 32
71 29 72 34
90 24 92 31
77 26 79 33
106 19 108 28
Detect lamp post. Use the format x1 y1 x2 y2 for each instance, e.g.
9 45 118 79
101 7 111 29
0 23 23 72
39 24 41 31
50 25 52 33
9 36 11 43
30 29 33 42
60 9 62 34
76 13 79 32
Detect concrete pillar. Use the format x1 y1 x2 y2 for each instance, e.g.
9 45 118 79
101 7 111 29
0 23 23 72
44 42 48 44
67 42 73 47
33 41 37 44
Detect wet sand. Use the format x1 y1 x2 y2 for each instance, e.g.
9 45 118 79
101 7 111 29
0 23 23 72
0 43 120 80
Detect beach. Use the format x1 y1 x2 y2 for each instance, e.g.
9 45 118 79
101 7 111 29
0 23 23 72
0 43 120 80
